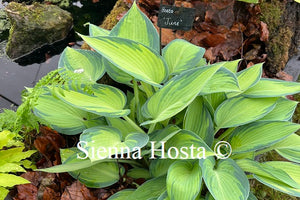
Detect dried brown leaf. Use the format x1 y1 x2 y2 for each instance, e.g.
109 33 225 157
41 187 60 200
14 184 38 200
276 71 293 81
61 181 96 200
260 21 269 42
205 0 234 27
34 126 65 164
203 33 226 47
21 172 42 187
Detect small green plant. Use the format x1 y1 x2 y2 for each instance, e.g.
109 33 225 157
237 0 258 3
0 130 36 200
31 2 300 200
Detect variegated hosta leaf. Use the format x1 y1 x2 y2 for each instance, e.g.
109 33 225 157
58 47 105 82
36 157 100 173
37 147 106 172
236 63 262 91
276 149 300 163
89 23 110 36
202 97 215 117
255 171 300 197
141 63 223 125
167 160 202 200
204 92 227 111
214 96 277 128
184 96 214 146
34 93 104 135
229 121 300 154
149 159 176 177
265 162 300 186
259 162 300 196
258 97 298 121
127 168 151 179
89 23 131 85
126 176 166 200
106 117 137 138
79 126 148 162
80 35 168 87
200 157 250 200
200 67 240 95
104 60 132 85
148 125 181 148
54 84 130 117
236 159 300 197
243 78 300 97
158 191 169 200
60 148 123 188
257 134 300 163
196 58 207 68
272 134 300 149
271 134 300 163
38 148 124 188
110 2 159 52
223 59 241 73
108 189 135 200
162 39 205 74
165 130 215 159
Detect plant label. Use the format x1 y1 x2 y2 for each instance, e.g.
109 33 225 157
157 5 196 31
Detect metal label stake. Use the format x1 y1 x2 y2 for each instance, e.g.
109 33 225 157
158 0 196 55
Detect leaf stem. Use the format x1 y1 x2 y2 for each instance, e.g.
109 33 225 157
148 123 156 134
133 79 142 122
123 116 145 133
140 82 154 98
133 79 140 110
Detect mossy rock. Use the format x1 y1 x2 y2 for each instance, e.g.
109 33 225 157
0 9 11 41
100 0 128 30
5 2 73 59
260 0 300 76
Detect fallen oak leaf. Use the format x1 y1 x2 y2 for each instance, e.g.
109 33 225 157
34 126 65 164
61 181 96 200
15 184 38 200
41 187 60 200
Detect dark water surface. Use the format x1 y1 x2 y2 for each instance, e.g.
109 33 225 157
0 0 117 109
0 41 59 106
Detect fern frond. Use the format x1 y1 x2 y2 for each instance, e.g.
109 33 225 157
1 67 94 133
1 67 96 134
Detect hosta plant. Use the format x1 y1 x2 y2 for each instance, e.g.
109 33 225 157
0 130 36 200
31 2 300 200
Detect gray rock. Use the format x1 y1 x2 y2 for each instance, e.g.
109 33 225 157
284 47 300 82
5 2 73 59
